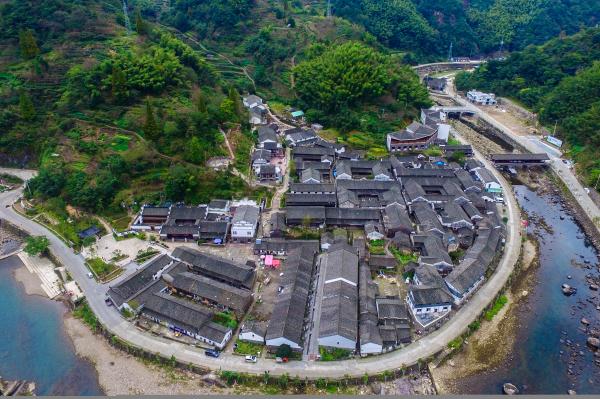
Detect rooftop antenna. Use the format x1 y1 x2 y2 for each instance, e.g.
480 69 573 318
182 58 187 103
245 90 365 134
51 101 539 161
326 0 332 18
448 42 453 61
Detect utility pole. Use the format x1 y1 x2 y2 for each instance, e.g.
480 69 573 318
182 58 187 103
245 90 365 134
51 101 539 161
448 42 453 62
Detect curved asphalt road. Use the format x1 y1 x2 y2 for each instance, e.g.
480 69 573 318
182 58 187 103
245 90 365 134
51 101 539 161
0 154 520 378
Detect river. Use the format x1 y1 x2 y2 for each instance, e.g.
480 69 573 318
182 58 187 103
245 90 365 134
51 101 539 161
0 255 104 395
458 184 600 394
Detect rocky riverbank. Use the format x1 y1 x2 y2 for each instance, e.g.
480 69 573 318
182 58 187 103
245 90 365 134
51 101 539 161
430 233 540 393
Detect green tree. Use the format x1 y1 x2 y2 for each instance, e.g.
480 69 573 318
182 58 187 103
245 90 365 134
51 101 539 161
143 99 160 140
18 90 36 121
18 29 39 59
24 236 50 256
219 98 236 122
135 10 148 35
184 136 206 164
110 66 128 103
294 42 394 112
195 91 207 113
228 86 242 117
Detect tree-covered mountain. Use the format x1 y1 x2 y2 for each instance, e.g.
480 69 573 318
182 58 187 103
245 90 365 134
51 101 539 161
455 27 600 188
332 0 600 59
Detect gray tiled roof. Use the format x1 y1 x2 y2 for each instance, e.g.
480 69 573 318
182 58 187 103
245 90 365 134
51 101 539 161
172 247 255 289
319 280 358 342
266 246 316 346
108 254 172 307
170 271 252 313
232 205 260 225
322 247 359 285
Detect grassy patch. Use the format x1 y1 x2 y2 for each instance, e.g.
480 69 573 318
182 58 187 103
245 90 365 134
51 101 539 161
111 134 131 152
318 128 340 142
285 227 321 240
110 215 132 231
389 246 418 266
484 295 508 321
319 347 351 361
367 239 386 255
234 339 264 355
73 301 99 330
135 248 160 263
0 173 23 184
86 257 119 280
447 337 463 350
213 311 238 329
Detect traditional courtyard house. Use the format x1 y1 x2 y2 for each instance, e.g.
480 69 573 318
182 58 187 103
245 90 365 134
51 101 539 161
251 149 272 168
198 220 229 244
317 246 359 351
164 271 252 318
132 206 170 231
284 128 318 147
107 254 174 310
243 94 263 109
301 168 321 184
266 246 316 351
359 263 383 356
257 164 281 182
387 122 437 152
172 247 256 290
140 292 232 349
257 126 277 148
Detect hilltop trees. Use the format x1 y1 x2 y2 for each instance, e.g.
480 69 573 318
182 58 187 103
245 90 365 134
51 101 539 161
18 29 39 59
294 42 394 112
293 41 431 133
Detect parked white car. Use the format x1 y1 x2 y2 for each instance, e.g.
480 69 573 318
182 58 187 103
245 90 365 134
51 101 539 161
245 355 257 363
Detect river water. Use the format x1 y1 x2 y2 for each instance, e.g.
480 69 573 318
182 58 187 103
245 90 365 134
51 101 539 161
0 255 104 395
458 185 600 394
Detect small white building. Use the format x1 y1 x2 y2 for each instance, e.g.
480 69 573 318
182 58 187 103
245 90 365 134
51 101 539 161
231 205 260 242
238 321 266 344
467 90 497 105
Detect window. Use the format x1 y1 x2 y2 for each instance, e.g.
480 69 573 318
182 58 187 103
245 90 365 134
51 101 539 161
426 308 430 312
247 231 251 235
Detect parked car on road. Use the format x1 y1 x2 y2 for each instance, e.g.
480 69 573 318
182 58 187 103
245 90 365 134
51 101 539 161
245 355 257 363
205 349 220 358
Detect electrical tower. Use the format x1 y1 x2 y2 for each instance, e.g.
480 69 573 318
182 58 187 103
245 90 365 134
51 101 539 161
327 0 332 18
448 42 453 61
499 38 505 55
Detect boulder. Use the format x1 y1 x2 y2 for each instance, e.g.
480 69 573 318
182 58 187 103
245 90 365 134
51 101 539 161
370 382 382 395
589 284 599 291
587 337 600 349
503 383 519 395
568 390 576 395
581 318 590 325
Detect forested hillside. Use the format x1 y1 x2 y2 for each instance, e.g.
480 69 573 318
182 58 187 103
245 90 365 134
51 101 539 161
333 0 600 58
455 28 600 188
2 0 600 219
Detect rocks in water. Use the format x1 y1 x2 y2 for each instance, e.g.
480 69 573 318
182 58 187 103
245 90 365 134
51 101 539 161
581 318 590 325
568 390 577 395
503 383 519 395
587 337 600 349
568 275 572 279
589 284 599 291
562 284 577 296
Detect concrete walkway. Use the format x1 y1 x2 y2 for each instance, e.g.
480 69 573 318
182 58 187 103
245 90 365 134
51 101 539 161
17 251 62 299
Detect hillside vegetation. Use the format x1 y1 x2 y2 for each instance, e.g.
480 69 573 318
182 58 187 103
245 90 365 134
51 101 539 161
455 28 600 189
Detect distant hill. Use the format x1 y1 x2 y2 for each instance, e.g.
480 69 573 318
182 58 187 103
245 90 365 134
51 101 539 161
455 27 600 190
